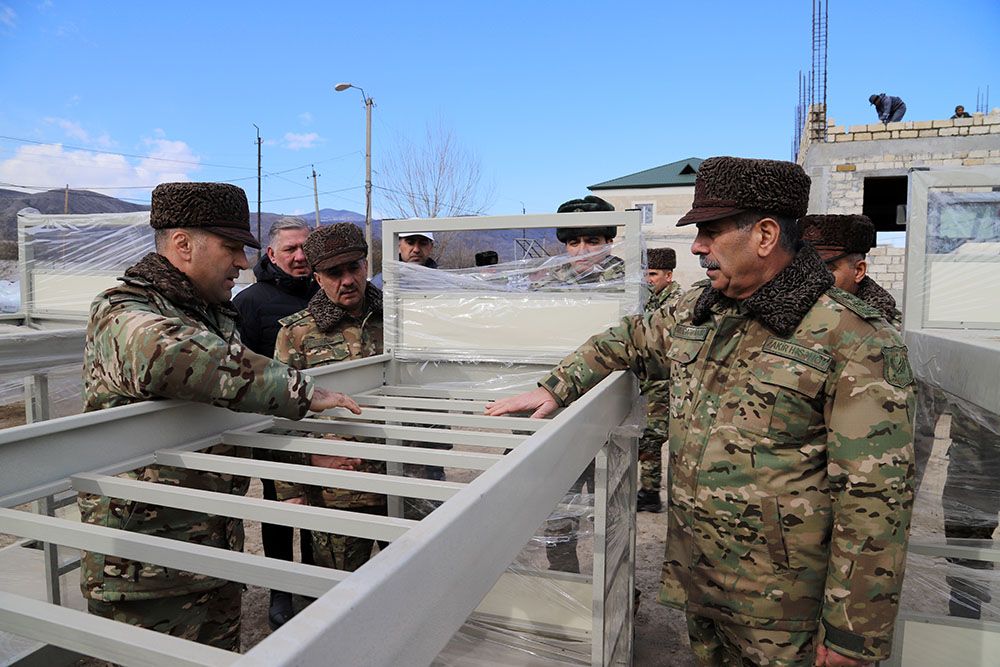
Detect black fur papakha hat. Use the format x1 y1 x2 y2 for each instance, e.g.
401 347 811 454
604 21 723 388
556 195 617 242
150 182 259 249
647 247 676 270
676 157 811 226
799 214 876 255
303 222 367 272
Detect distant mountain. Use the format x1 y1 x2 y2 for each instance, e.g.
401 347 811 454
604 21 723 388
0 188 149 241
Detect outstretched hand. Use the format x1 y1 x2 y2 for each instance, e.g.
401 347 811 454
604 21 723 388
484 387 559 419
309 387 362 415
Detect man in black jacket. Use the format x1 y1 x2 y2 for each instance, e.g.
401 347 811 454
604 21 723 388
869 93 907 123
233 216 318 629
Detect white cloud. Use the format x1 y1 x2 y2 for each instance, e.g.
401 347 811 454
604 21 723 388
299 112 313 125
0 5 16 29
283 132 322 150
0 137 200 195
44 117 116 148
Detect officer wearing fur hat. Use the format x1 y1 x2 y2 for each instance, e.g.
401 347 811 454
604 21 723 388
487 157 915 666
274 223 386 572
637 246 682 513
536 195 624 288
799 214 901 327
80 182 361 650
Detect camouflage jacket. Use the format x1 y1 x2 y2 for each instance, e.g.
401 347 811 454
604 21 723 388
80 252 315 601
532 255 625 289
274 284 385 508
540 246 914 662
641 281 684 435
856 275 902 329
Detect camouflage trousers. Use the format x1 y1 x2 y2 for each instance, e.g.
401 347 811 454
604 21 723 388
686 614 817 667
312 504 389 572
87 581 241 651
544 460 595 574
639 429 665 492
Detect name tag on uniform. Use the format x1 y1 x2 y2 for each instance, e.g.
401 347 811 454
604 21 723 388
762 337 833 372
672 325 710 341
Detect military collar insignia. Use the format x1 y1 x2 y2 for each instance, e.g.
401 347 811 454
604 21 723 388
692 245 834 337
306 283 383 333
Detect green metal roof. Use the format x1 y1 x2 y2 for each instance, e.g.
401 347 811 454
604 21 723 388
588 157 703 190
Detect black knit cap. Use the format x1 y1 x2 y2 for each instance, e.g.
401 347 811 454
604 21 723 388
799 214 876 254
475 250 499 266
647 247 676 270
303 222 367 272
555 195 617 242
150 182 259 249
676 157 811 227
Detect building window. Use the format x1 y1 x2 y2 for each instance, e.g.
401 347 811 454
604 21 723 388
635 203 655 225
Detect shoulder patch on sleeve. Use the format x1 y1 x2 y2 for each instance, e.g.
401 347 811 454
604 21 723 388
279 309 311 327
826 287 882 320
882 345 914 387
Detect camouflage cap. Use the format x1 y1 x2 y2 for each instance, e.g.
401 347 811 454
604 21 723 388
303 222 367 272
647 247 676 270
556 195 617 243
799 214 876 254
676 156 811 226
150 182 259 249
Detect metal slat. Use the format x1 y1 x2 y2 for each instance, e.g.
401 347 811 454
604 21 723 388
0 590 238 667
272 417 524 449
71 473 416 540
322 406 542 431
375 385 508 401
220 432 502 471
0 508 342 597
354 395 491 412
154 450 463 502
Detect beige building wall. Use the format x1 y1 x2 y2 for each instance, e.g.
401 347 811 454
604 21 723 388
595 185 704 289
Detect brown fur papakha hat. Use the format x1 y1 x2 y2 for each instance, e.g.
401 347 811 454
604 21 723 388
647 247 676 270
676 157 811 226
556 195 617 242
150 182 259 249
799 214 876 255
303 222 367 272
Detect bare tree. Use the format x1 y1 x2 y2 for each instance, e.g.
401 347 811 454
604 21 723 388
378 121 495 220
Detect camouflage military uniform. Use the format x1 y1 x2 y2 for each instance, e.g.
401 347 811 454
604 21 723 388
274 284 385 572
532 254 625 289
81 252 314 650
539 247 914 664
639 281 684 495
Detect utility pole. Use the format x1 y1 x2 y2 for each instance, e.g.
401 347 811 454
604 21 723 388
64 185 69 214
311 165 322 228
253 124 262 259
335 83 375 278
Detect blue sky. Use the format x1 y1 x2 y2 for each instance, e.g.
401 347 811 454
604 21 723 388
0 1 997 218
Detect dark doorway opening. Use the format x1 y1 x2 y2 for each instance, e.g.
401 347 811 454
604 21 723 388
863 176 908 231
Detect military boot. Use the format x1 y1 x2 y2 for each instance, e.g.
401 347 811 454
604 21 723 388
636 489 662 513
268 590 296 630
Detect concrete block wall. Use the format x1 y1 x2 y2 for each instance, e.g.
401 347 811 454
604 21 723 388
866 245 905 300
824 109 1000 143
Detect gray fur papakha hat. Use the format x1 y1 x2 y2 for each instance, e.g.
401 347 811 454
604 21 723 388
676 157 811 226
556 195 617 242
799 214 876 255
150 182 259 249
303 222 367 272
647 247 676 270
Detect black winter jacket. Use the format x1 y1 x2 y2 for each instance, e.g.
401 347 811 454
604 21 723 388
233 256 319 358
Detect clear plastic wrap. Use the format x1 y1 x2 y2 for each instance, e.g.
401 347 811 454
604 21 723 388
16 211 154 318
0 363 84 425
903 178 1000 645
385 239 644 363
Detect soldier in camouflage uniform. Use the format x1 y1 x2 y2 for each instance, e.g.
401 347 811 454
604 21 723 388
637 246 683 512
488 158 915 666
80 182 360 650
273 223 387 572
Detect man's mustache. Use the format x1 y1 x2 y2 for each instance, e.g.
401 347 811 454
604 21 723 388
699 257 720 270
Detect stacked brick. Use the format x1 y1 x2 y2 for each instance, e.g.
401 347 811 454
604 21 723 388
865 245 906 298
823 111 1000 145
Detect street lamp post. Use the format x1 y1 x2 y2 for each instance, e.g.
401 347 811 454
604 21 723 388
335 82 374 278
